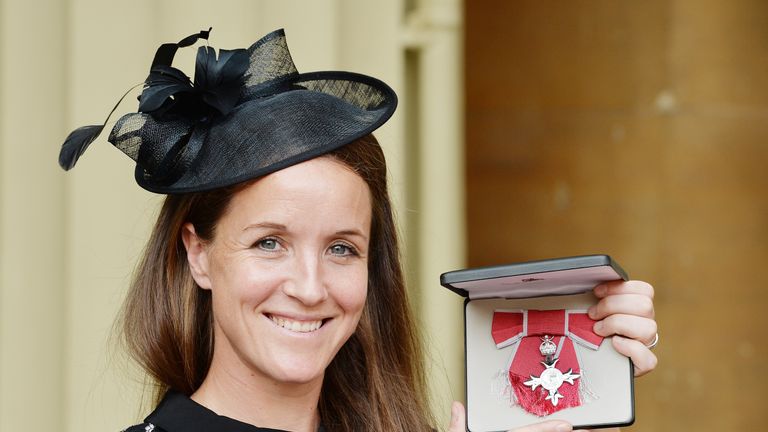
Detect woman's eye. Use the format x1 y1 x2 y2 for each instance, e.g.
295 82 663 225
256 238 280 251
329 243 357 256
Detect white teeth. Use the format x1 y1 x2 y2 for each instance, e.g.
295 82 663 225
268 315 323 333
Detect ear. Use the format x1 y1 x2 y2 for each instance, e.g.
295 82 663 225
181 222 213 290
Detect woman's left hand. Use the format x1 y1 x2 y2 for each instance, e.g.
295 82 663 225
588 280 658 377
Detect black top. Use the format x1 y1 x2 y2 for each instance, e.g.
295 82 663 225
122 391 324 432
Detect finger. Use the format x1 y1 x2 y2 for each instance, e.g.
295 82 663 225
509 420 572 432
593 280 654 299
593 313 657 343
612 335 658 377
448 401 466 432
588 293 654 320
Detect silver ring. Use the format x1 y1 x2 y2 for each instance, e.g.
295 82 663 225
645 333 659 350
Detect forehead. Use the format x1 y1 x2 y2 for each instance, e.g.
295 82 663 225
220 157 372 230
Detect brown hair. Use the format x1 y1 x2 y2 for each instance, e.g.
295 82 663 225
118 134 435 431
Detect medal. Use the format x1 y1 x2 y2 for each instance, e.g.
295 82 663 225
523 335 580 406
491 310 602 416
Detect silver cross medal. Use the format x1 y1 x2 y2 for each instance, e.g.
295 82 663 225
523 335 580 406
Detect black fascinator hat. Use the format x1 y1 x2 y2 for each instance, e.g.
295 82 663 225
59 28 397 194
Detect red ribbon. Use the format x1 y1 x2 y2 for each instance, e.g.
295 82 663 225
491 310 603 416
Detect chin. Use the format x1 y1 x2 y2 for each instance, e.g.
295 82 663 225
264 359 329 385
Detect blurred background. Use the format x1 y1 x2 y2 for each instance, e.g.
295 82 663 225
0 0 765 431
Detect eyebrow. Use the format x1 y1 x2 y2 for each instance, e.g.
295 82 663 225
243 223 369 241
334 229 369 242
242 222 288 232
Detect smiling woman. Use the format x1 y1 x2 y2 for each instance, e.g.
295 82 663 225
58 28 434 432
117 135 428 432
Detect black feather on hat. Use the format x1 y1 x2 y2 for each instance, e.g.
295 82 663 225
58 28 397 194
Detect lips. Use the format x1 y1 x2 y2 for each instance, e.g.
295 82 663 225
267 314 325 333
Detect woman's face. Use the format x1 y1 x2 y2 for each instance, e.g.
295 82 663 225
185 157 371 387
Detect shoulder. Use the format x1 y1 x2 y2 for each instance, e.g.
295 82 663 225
121 423 166 432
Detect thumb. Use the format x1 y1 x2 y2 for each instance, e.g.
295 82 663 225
509 420 572 432
448 401 466 432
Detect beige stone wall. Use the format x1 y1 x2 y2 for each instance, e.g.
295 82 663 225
0 1 464 430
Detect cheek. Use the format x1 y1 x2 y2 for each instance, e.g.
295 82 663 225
209 257 280 309
335 271 369 317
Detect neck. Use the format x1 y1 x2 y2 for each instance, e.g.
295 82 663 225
191 349 324 432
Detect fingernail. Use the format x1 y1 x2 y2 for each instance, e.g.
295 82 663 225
593 320 604 333
613 335 625 344
556 423 572 432
594 285 607 296
587 306 597 318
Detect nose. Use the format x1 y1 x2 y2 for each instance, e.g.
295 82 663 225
282 251 329 306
